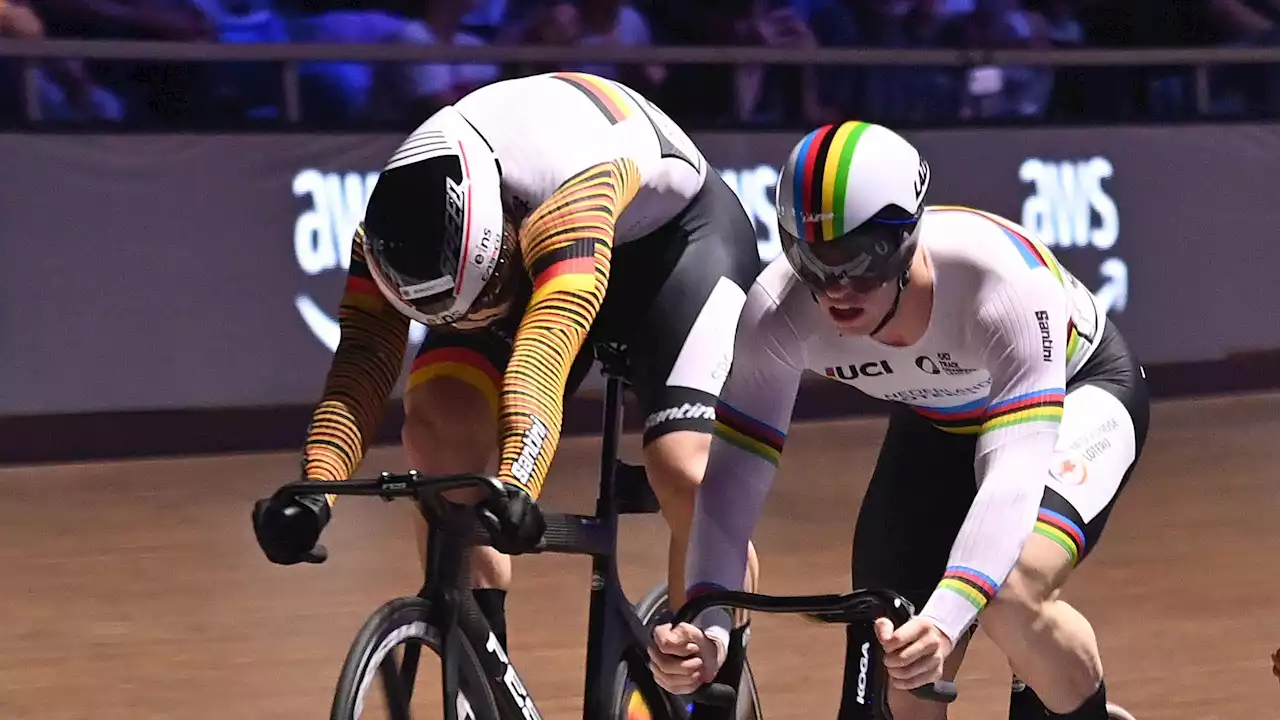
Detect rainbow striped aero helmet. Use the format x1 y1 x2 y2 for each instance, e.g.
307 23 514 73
776 121 929 293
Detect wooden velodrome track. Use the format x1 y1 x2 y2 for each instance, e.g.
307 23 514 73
3 392 1279 720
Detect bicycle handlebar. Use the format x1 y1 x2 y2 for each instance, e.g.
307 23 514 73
670 588 959 709
273 471 503 504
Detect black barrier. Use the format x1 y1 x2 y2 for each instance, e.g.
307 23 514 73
2 125 1279 421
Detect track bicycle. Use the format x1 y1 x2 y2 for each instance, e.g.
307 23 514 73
269 344 765 720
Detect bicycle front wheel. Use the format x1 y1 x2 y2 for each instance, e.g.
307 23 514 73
331 596 499 720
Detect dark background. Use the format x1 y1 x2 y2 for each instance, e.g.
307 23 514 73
3 125 1278 461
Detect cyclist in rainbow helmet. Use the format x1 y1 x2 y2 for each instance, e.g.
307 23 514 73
650 120 1147 720
774 121 928 338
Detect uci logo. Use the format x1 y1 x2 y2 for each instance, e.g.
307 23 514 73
292 168 428 352
824 360 894 381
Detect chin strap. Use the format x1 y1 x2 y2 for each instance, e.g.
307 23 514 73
869 270 911 339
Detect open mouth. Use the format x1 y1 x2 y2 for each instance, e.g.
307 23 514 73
828 305 865 323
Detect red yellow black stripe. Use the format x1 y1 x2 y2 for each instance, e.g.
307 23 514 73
496 159 641 498
302 226 412 484
550 72 633 125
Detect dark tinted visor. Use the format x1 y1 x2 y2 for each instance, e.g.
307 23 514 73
364 225 459 319
782 205 920 293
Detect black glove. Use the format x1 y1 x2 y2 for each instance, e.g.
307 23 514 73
252 490 331 565
478 483 546 556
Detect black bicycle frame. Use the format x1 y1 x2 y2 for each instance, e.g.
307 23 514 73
277 349 712 720
412 361 689 720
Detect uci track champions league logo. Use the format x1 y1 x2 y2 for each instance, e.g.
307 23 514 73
290 164 784 352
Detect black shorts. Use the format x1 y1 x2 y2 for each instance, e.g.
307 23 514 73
835 321 1150 719
408 170 761 445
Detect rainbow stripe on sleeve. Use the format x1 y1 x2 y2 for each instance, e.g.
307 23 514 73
980 389 1064 435
713 402 786 466
1034 508 1086 566
930 206 1084 366
938 566 999 611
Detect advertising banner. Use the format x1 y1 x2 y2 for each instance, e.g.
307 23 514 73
3 124 1278 416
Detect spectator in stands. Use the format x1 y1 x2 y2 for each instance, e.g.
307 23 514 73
0 0 39 120
651 0 853 129
736 0 857 127
461 0 507 40
506 0 581 80
1203 0 1280 115
501 0 660 96
569 0 663 95
948 0 1055 120
198 0 291 121
293 8 413 125
0 0 124 122
845 0 961 124
373 0 501 124
32 0 216 123
1036 0 1083 47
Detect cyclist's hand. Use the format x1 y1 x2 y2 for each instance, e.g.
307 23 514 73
648 622 726 695
252 491 331 565
478 483 545 556
875 616 953 691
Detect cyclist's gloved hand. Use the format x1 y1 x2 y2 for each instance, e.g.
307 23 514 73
252 489 332 565
479 482 545 556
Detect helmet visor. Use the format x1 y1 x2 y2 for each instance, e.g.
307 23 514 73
781 206 921 293
364 224 460 324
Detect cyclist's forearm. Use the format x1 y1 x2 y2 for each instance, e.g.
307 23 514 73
684 286 802 636
303 230 411 483
918 436 1049 644
495 158 640 498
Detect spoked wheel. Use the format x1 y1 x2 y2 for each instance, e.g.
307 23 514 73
331 596 500 720
611 584 763 720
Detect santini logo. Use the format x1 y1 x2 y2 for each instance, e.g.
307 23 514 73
644 402 716 430
511 415 550 487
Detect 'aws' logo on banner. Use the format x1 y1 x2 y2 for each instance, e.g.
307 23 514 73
291 169 428 352
291 165 785 352
1018 156 1128 316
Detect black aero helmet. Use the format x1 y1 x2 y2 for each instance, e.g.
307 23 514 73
363 106 520 330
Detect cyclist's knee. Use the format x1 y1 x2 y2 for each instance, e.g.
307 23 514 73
402 377 496 474
642 430 712 526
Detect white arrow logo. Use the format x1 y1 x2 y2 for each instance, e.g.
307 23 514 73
1093 257 1128 315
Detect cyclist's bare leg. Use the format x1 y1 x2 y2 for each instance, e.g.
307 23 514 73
883 627 972 720
643 430 760 618
402 377 509 591
976 533 1104 714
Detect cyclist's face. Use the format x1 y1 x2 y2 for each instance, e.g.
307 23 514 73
814 277 897 335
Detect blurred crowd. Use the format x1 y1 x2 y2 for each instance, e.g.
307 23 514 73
3 0 1280 129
